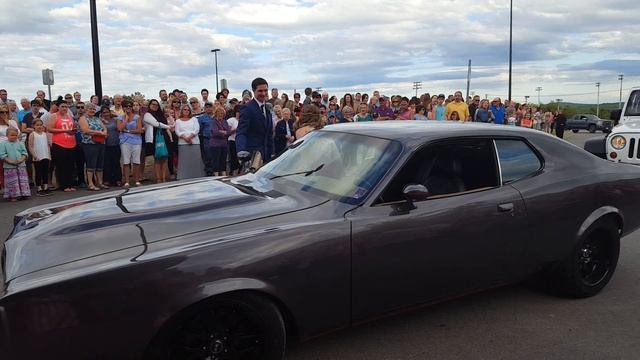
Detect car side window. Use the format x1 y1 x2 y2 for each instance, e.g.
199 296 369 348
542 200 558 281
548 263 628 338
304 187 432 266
376 139 500 204
495 139 542 184
624 90 640 116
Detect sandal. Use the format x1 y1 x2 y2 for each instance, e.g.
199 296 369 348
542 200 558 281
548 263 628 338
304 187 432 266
63 188 74 192
100 184 110 189
89 185 101 191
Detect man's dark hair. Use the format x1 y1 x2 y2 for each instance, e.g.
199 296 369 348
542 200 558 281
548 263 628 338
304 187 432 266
294 93 301 98
251 78 268 91
159 89 166 96
216 92 225 100
172 89 181 95
312 91 321 99
30 99 42 106
304 87 312 96
201 88 209 94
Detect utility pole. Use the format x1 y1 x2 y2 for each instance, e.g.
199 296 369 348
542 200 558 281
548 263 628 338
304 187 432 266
556 98 563 112
595 82 601 117
508 0 513 102
89 0 103 99
211 49 221 94
412 81 422 98
466 59 472 102
619 74 624 109
535 86 542 105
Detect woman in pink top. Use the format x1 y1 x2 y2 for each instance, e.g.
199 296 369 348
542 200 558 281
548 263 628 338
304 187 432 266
47 100 78 191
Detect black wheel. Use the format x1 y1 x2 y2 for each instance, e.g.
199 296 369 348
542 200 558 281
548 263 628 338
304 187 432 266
147 293 286 360
553 219 620 298
588 124 596 133
571 129 579 133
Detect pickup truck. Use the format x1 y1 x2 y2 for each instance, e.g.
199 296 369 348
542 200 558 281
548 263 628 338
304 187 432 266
584 87 640 164
566 114 612 133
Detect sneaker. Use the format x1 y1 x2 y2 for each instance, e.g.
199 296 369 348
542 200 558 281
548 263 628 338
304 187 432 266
36 190 46 197
44 188 53 196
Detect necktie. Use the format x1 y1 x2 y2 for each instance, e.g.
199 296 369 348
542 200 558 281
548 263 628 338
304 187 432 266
261 104 267 119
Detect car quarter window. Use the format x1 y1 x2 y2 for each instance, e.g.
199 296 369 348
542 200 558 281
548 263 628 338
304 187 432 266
494 139 542 184
376 138 500 204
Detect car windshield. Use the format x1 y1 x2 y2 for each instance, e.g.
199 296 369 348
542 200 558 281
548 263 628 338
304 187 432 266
256 131 401 204
623 90 640 118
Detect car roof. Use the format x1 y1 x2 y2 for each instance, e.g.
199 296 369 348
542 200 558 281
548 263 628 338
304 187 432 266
321 121 544 149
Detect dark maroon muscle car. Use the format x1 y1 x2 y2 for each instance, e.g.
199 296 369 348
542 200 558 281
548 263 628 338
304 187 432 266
2 122 640 360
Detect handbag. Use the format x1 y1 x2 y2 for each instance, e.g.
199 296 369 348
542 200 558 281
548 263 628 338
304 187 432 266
91 134 106 144
154 128 169 158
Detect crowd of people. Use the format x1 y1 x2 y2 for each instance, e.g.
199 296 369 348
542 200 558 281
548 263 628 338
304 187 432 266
0 83 567 202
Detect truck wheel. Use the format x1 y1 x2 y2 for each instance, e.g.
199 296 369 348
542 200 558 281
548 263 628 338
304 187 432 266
572 129 579 133
588 124 596 133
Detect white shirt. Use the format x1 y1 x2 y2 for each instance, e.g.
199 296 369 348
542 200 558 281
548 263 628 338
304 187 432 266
226 117 238 141
174 117 200 145
143 112 170 144
30 131 51 160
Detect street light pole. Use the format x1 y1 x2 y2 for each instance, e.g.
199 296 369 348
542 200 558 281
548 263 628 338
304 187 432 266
89 0 103 99
618 74 624 109
595 82 600 117
556 98 563 112
211 49 221 94
508 0 513 103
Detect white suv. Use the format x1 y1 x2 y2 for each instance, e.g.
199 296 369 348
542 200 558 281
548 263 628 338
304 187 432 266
606 87 640 164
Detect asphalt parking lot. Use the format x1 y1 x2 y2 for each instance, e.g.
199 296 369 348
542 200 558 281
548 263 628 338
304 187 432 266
3 131 639 360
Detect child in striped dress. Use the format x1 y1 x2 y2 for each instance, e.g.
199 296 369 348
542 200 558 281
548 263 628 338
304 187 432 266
0 127 31 201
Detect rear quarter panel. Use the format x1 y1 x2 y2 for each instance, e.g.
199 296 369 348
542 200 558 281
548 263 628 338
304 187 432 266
509 134 640 274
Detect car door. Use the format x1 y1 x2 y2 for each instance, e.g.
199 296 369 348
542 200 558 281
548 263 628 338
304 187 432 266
347 138 529 321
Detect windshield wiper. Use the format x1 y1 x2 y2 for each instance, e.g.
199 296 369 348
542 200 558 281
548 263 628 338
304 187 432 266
269 163 324 180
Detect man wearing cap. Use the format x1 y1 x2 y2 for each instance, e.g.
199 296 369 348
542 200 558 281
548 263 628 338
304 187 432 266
490 98 506 125
435 94 446 120
375 96 395 120
236 77 275 163
445 91 470 121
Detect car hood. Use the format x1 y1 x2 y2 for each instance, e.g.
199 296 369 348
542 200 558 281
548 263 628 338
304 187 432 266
612 119 640 134
3 176 325 282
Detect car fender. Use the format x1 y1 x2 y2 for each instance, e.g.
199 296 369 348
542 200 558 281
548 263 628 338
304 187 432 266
576 206 623 241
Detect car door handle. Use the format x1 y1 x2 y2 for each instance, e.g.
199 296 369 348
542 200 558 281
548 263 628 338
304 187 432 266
498 203 514 212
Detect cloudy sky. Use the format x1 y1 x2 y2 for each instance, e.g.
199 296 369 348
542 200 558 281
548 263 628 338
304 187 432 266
1 0 639 104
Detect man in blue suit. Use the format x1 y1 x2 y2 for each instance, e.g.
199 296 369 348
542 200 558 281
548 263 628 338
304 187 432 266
236 77 274 162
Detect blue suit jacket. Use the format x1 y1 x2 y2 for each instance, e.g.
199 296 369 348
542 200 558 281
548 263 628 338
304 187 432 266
236 99 274 160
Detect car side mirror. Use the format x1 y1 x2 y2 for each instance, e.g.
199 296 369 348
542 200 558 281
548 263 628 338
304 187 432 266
583 137 607 159
610 109 621 124
403 184 430 202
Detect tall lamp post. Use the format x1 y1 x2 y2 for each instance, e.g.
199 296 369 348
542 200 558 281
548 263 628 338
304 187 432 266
89 0 103 99
211 49 221 94
508 0 513 103
595 82 601 117
618 74 624 109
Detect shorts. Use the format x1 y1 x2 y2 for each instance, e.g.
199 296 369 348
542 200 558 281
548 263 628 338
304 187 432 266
121 143 142 165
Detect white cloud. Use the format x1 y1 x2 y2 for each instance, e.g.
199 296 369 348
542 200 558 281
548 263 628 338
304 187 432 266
0 0 639 105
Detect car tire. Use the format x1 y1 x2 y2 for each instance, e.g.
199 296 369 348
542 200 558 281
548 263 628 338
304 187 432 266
588 124 596 133
146 293 286 360
552 218 620 298
572 129 579 133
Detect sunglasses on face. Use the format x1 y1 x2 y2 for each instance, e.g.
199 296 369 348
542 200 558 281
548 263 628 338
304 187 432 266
77 106 85 109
